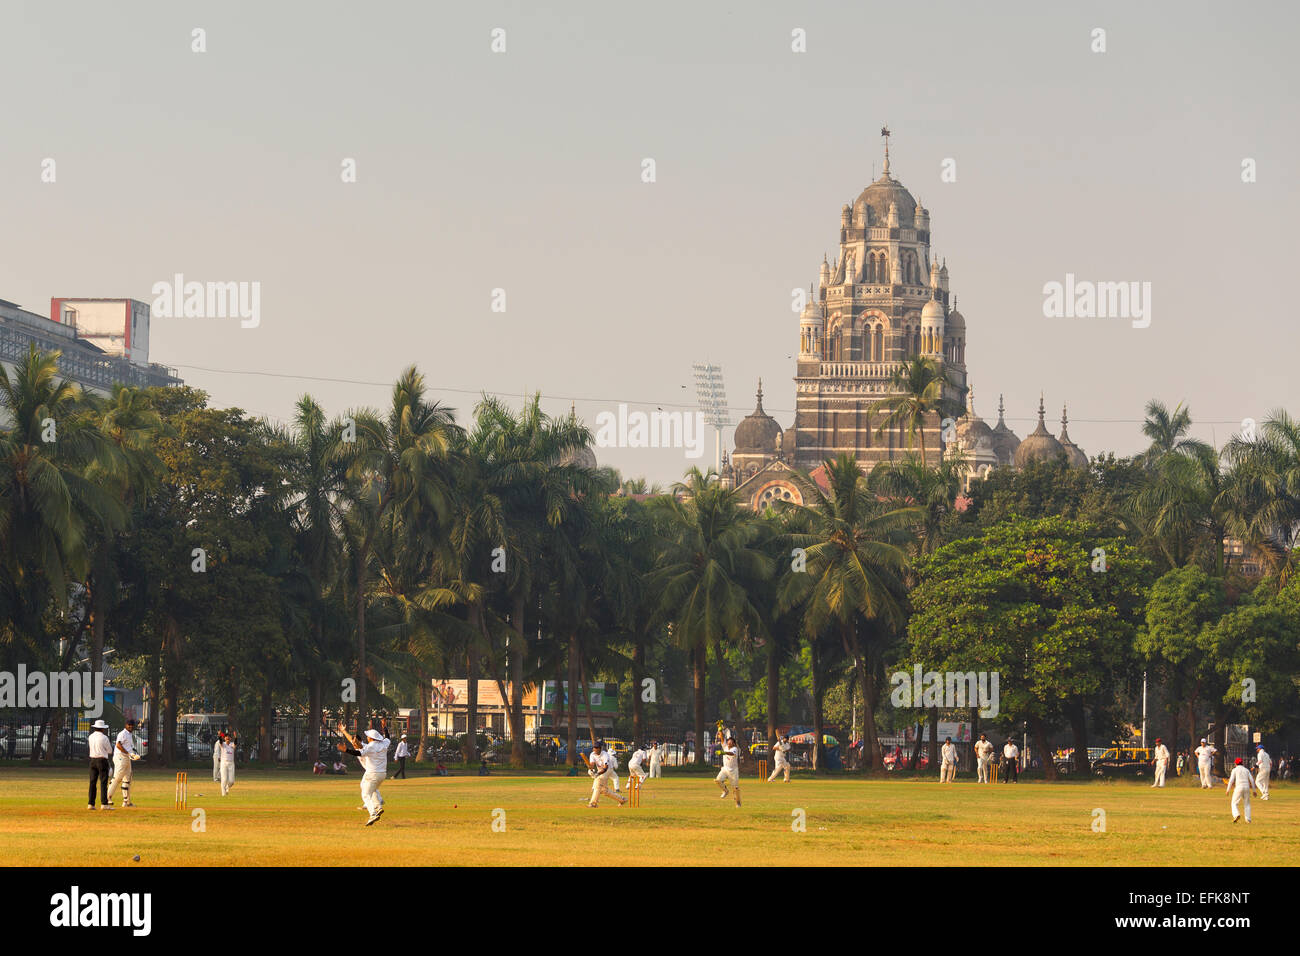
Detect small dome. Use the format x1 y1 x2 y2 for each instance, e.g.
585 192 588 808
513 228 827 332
733 381 783 453
556 445 597 470
1057 406 1089 468
990 393 1021 466
1013 396 1066 468
956 386 995 448
946 308 965 331
921 299 944 323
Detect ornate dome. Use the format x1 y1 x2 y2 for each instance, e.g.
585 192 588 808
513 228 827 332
555 404 597 469
1013 396 1066 468
990 393 1021 465
733 380 783 453
1057 406 1089 468
956 386 995 448
854 173 917 229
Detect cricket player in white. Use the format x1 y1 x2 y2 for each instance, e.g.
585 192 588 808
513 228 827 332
218 732 237 796
338 723 389 825
586 740 625 807
106 718 139 807
648 740 663 778
768 734 792 782
627 744 649 790
1225 757 1258 823
1195 739 1217 789
606 746 622 793
974 734 994 783
716 735 741 806
940 737 957 783
1151 738 1170 788
212 732 221 782
1254 745 1272 800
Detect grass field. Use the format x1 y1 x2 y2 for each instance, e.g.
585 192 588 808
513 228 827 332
1 766 1295 866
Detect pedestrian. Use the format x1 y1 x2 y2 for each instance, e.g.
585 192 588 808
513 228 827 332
768 733 792 782
974 733 994 783
1253 744 1272 801
1225 757 1258 823
940 737 957 783
337 722 389 826
218 731 237 796
1001 739 1019 783
391 733 409 779
716 733 741 806
1151 737 1170 788
1195 738 1216 789
87 719 113 810
648 739 663 778
585 739 625 808
1176 751 1186 777
106 718 139 807
5 723 16 760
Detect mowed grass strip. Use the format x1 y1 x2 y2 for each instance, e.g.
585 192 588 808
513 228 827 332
0 768 1294 866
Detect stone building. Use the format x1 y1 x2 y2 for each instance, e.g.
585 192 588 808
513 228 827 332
723 134 1086 509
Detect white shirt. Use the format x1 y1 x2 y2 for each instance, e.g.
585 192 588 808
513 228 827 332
89 731 113 760
1002 743 1019 760
114 729 136 757
607 750 619 770
1256 750 1271 771
774 741 791 762
220 740 236 764
1195 745 1215 764
975 740 993 759
1227 765 1253 792
720 745 738 774
941 742 956 764
589 749 611 774
357 737 389 774
648 746 662 765
628 748 647 770
1154 744 1170 764
395 740 410 758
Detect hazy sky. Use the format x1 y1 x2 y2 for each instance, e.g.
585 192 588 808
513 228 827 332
2 0 1297 483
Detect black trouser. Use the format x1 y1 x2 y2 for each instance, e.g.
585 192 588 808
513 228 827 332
1001 758 1018 782
89 758 111 805
391 757 406 779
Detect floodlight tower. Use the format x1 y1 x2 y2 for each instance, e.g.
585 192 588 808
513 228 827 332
692 362 731 475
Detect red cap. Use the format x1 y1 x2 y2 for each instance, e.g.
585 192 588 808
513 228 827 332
1235 758 1243 765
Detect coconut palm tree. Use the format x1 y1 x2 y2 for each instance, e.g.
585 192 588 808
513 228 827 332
778 454 916 772
342 367 458 731
650 468 771 765
1141 399 1210 467
869 356 963 466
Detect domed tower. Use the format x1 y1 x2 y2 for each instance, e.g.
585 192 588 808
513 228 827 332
555 403 598 469
1057 405 1089 468
792 128 968 473
990 393 1021 467
1013 395 1066 468
732 380 783 477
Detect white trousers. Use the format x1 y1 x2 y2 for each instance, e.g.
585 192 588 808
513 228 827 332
589 770 621 806
649 758 662 778
977 756 991 783
220 759 235 795
768 757 790 782
1153 761 1167 787
107 754 133 803
1199 761 1213 787
1231 787 1251 822
360 770 385 815
1256 768 1270 799
716 767 740 796
627 767 647 789
213 748 221 782
941 760 956 783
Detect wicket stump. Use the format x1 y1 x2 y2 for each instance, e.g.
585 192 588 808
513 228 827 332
758 758 769 780
628 775 641 807
174 771 188 810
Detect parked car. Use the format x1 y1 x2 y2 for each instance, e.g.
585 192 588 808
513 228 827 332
1090 747 1153 778
141 731 211 760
